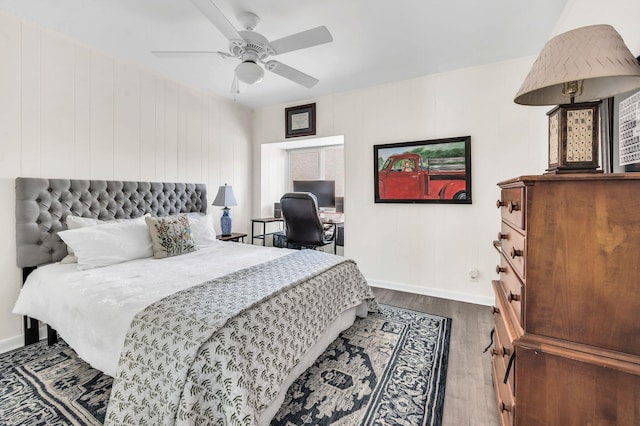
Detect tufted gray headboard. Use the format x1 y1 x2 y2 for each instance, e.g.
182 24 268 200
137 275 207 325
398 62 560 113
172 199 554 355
15 178 207 268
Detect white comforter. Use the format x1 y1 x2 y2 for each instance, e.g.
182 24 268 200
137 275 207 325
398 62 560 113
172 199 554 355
13 242 291 377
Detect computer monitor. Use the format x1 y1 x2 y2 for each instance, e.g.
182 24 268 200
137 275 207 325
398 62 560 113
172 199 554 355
293 180 336 209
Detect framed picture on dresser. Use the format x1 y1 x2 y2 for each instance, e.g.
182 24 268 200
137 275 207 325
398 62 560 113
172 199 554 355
374 136 471 204
612 88 640 173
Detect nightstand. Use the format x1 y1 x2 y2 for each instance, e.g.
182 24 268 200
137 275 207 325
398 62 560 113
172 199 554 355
216 232 247 243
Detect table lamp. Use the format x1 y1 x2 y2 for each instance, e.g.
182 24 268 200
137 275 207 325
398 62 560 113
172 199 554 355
212 184 238 236
514 24 640 173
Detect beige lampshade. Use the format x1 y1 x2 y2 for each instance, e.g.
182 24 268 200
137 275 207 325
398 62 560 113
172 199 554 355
514 24 640 105
212 184 238 207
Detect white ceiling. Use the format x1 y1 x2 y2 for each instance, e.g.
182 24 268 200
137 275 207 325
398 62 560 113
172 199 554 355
0 0 567 109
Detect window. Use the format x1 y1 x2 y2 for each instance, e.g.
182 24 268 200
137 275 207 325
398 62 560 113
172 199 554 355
288 145 344 197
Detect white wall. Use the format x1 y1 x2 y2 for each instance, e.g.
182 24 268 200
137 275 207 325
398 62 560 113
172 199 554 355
0 11 253 350
252 0 640 306
260 144 288 218
253 58 548 306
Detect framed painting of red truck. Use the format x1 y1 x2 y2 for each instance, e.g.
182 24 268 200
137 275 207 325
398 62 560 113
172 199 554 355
374 136 471 204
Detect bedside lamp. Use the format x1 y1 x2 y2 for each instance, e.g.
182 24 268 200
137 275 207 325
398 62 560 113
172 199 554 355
212 184 238 236
514 24 640 173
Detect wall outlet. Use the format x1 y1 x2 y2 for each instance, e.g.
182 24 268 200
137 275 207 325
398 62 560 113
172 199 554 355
467 268 480 281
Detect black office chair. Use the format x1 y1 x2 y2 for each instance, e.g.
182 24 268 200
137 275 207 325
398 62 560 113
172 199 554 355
280 192 335 250
334 224 344 254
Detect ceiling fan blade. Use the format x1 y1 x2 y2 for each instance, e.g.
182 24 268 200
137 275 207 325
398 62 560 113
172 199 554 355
152 50 230 59
265 60 319 88
269 26 333 55
188 0 243 43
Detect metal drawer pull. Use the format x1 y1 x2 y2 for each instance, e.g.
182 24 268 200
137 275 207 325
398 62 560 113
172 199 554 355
491 345 512 357
508 291 521 302
510 247 523 258
500 400 515 413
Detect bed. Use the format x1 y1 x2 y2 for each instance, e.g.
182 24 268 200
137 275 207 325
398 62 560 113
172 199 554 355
12 177 375 425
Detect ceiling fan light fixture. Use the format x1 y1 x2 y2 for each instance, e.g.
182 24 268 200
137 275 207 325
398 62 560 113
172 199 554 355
155 3 332 90
235 61 264 85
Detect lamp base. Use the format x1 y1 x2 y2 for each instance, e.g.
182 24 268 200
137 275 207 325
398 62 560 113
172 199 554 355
220 208 232 236
546 101 601 174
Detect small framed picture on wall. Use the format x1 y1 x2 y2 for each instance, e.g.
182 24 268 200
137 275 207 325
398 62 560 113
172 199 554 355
285 103 316 138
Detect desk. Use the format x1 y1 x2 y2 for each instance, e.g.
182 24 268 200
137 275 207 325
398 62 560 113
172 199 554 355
321 218 343 252
319 213 344 230
251 216 344 247
251 217 283 246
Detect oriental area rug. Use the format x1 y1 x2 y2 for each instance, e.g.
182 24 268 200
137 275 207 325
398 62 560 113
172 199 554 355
0 305 451 426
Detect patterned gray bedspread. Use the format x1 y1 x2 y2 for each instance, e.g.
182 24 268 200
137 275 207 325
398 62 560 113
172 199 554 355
104 249 375 425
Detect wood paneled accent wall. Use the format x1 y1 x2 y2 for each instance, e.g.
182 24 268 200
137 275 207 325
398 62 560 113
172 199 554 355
0 10 252 347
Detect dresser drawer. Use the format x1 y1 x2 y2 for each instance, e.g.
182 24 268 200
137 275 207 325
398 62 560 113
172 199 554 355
498 221 525 280
492 284 516 395
491 287 517 426
497 187 525 230
492 315 515 396
492 356 515 426
496 256 523 326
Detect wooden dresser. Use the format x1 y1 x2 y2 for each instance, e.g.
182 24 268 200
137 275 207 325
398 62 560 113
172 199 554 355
490 174 640 425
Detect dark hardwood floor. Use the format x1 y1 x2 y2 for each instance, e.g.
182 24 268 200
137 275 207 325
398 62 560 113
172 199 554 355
371 287 499 426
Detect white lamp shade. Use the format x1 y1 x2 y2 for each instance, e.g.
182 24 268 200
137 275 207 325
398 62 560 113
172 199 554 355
235 61 264 85
212 184 238 207
514 25 640 106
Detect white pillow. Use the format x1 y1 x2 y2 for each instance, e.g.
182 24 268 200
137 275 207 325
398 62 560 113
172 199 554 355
61 215 151 263
60 216 102 263
66 215 101 230
187 213 219 247
58 216 153 270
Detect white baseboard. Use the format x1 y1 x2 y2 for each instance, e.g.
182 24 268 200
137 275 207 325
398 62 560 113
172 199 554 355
0 325 47 354
368 279 494 307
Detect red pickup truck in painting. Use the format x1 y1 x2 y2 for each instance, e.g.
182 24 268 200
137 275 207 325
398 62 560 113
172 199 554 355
377 153 467 200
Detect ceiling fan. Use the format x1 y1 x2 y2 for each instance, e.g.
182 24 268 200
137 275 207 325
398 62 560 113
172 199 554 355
153 0 333 91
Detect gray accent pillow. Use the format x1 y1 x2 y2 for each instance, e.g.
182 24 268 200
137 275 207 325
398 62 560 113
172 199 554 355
146 215 197 259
